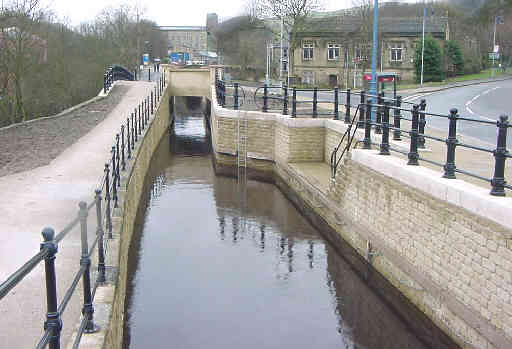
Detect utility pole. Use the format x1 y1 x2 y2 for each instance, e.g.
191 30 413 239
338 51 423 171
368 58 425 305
421 3 426 85
280 17 284 83
266 41 270 85
370 0 379 119
492 15 497 77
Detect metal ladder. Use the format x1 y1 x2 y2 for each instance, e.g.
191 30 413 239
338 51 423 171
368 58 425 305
237 112 248 169
237 112 248 233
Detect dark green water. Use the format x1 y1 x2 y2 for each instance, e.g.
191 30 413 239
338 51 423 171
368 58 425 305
123 104 459 349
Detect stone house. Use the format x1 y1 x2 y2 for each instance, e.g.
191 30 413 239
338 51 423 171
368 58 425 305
292 15 449 87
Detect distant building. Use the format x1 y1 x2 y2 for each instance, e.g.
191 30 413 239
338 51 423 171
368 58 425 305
292 15 449 87
159 13 218 64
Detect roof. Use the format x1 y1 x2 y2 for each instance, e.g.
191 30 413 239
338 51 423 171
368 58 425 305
299 16 448 36
158 26 207 32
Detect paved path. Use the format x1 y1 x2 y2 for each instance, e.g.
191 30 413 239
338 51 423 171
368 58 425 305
0 81 155 348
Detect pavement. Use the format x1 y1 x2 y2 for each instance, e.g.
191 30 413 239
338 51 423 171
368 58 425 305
0 80 155 348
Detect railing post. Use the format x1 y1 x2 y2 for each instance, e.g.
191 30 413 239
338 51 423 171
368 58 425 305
127 118 131 159
79 202 99 334
393 95 402 141
147 96 150 121
151 91 154 115
143 100 147 127
143 99 146 125
380 102 391 155
133 111 137 145
408 104 420 166
111 146 118 209
263 83 268 113
418 99 427 149
443 108 458 177
148 67 151 82
491 115 508 196
283 85 289 115
115 135 120 186
375 92 383 134
358 90 366 128
95 190 106 283
334 87 339 120
312 87 318 118
103 73 107 94
344 88 351 123
234 82 239 110
363 97 372 149
41 227 61 349
138 104 142 133
104 164 112 235
121 126 126 171
292 86 297 118
221 81 226 107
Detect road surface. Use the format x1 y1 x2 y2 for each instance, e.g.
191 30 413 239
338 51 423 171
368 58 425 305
404 79 512 146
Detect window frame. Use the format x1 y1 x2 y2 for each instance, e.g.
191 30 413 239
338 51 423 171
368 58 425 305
302 41 314 61
390 43 404 62
327 43 340 61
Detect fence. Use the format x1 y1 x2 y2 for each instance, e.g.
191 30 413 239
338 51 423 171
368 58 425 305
103 65 136 94
215 80 510 196
0 71 167 349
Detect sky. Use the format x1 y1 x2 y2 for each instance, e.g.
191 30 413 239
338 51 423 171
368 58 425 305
41 0 362 27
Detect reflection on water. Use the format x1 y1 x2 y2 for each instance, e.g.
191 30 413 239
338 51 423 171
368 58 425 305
124 104 459 349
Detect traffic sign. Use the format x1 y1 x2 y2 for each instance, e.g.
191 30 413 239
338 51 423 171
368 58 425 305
489 52 500 60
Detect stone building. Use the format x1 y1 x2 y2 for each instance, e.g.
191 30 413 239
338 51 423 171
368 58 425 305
159 13 218 63
292 15 449 87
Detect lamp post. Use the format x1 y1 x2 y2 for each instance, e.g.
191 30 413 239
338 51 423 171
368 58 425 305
369 0 379 120
421 3 426 85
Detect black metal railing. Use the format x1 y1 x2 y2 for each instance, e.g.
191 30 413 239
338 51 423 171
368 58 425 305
341 96 510 197
330 104 361 179
103 65 136 94
214 80 510 196
0 73 167 349
215 79 246 110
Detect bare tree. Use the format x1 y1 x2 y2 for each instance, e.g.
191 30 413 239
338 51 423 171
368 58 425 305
0 0 46 123
251 0 324 77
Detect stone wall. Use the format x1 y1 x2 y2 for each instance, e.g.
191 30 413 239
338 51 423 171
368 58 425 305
101 85 171 349
210 87 512 349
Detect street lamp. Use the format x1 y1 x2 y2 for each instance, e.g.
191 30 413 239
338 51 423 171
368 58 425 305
421 2 426 85
369 0 379 119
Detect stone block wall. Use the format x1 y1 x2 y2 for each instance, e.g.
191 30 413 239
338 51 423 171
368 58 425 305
210 88 512 349
330 153 512 349
103 87 171 349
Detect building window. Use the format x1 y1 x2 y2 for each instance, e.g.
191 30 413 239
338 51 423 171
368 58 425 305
303 41 313 60
355 46 368 61
328 43 340 61
390 43 403 62
303 71 314 85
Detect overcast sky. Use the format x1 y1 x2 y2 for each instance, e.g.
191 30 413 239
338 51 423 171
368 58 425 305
42 0 363 27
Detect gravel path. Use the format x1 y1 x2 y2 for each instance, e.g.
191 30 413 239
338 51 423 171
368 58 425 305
0 85 129 177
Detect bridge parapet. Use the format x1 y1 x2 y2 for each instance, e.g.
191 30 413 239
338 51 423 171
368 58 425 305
162 65 211 98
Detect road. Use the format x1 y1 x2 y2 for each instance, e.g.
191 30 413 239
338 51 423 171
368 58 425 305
404 79 512 146
276 80 511 147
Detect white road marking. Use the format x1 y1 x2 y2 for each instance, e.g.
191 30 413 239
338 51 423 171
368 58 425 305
465 87 500 122
403 92 434 102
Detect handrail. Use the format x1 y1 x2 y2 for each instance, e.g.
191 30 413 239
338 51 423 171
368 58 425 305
214 79 510 196
0 72 168 348
330 105 360 179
